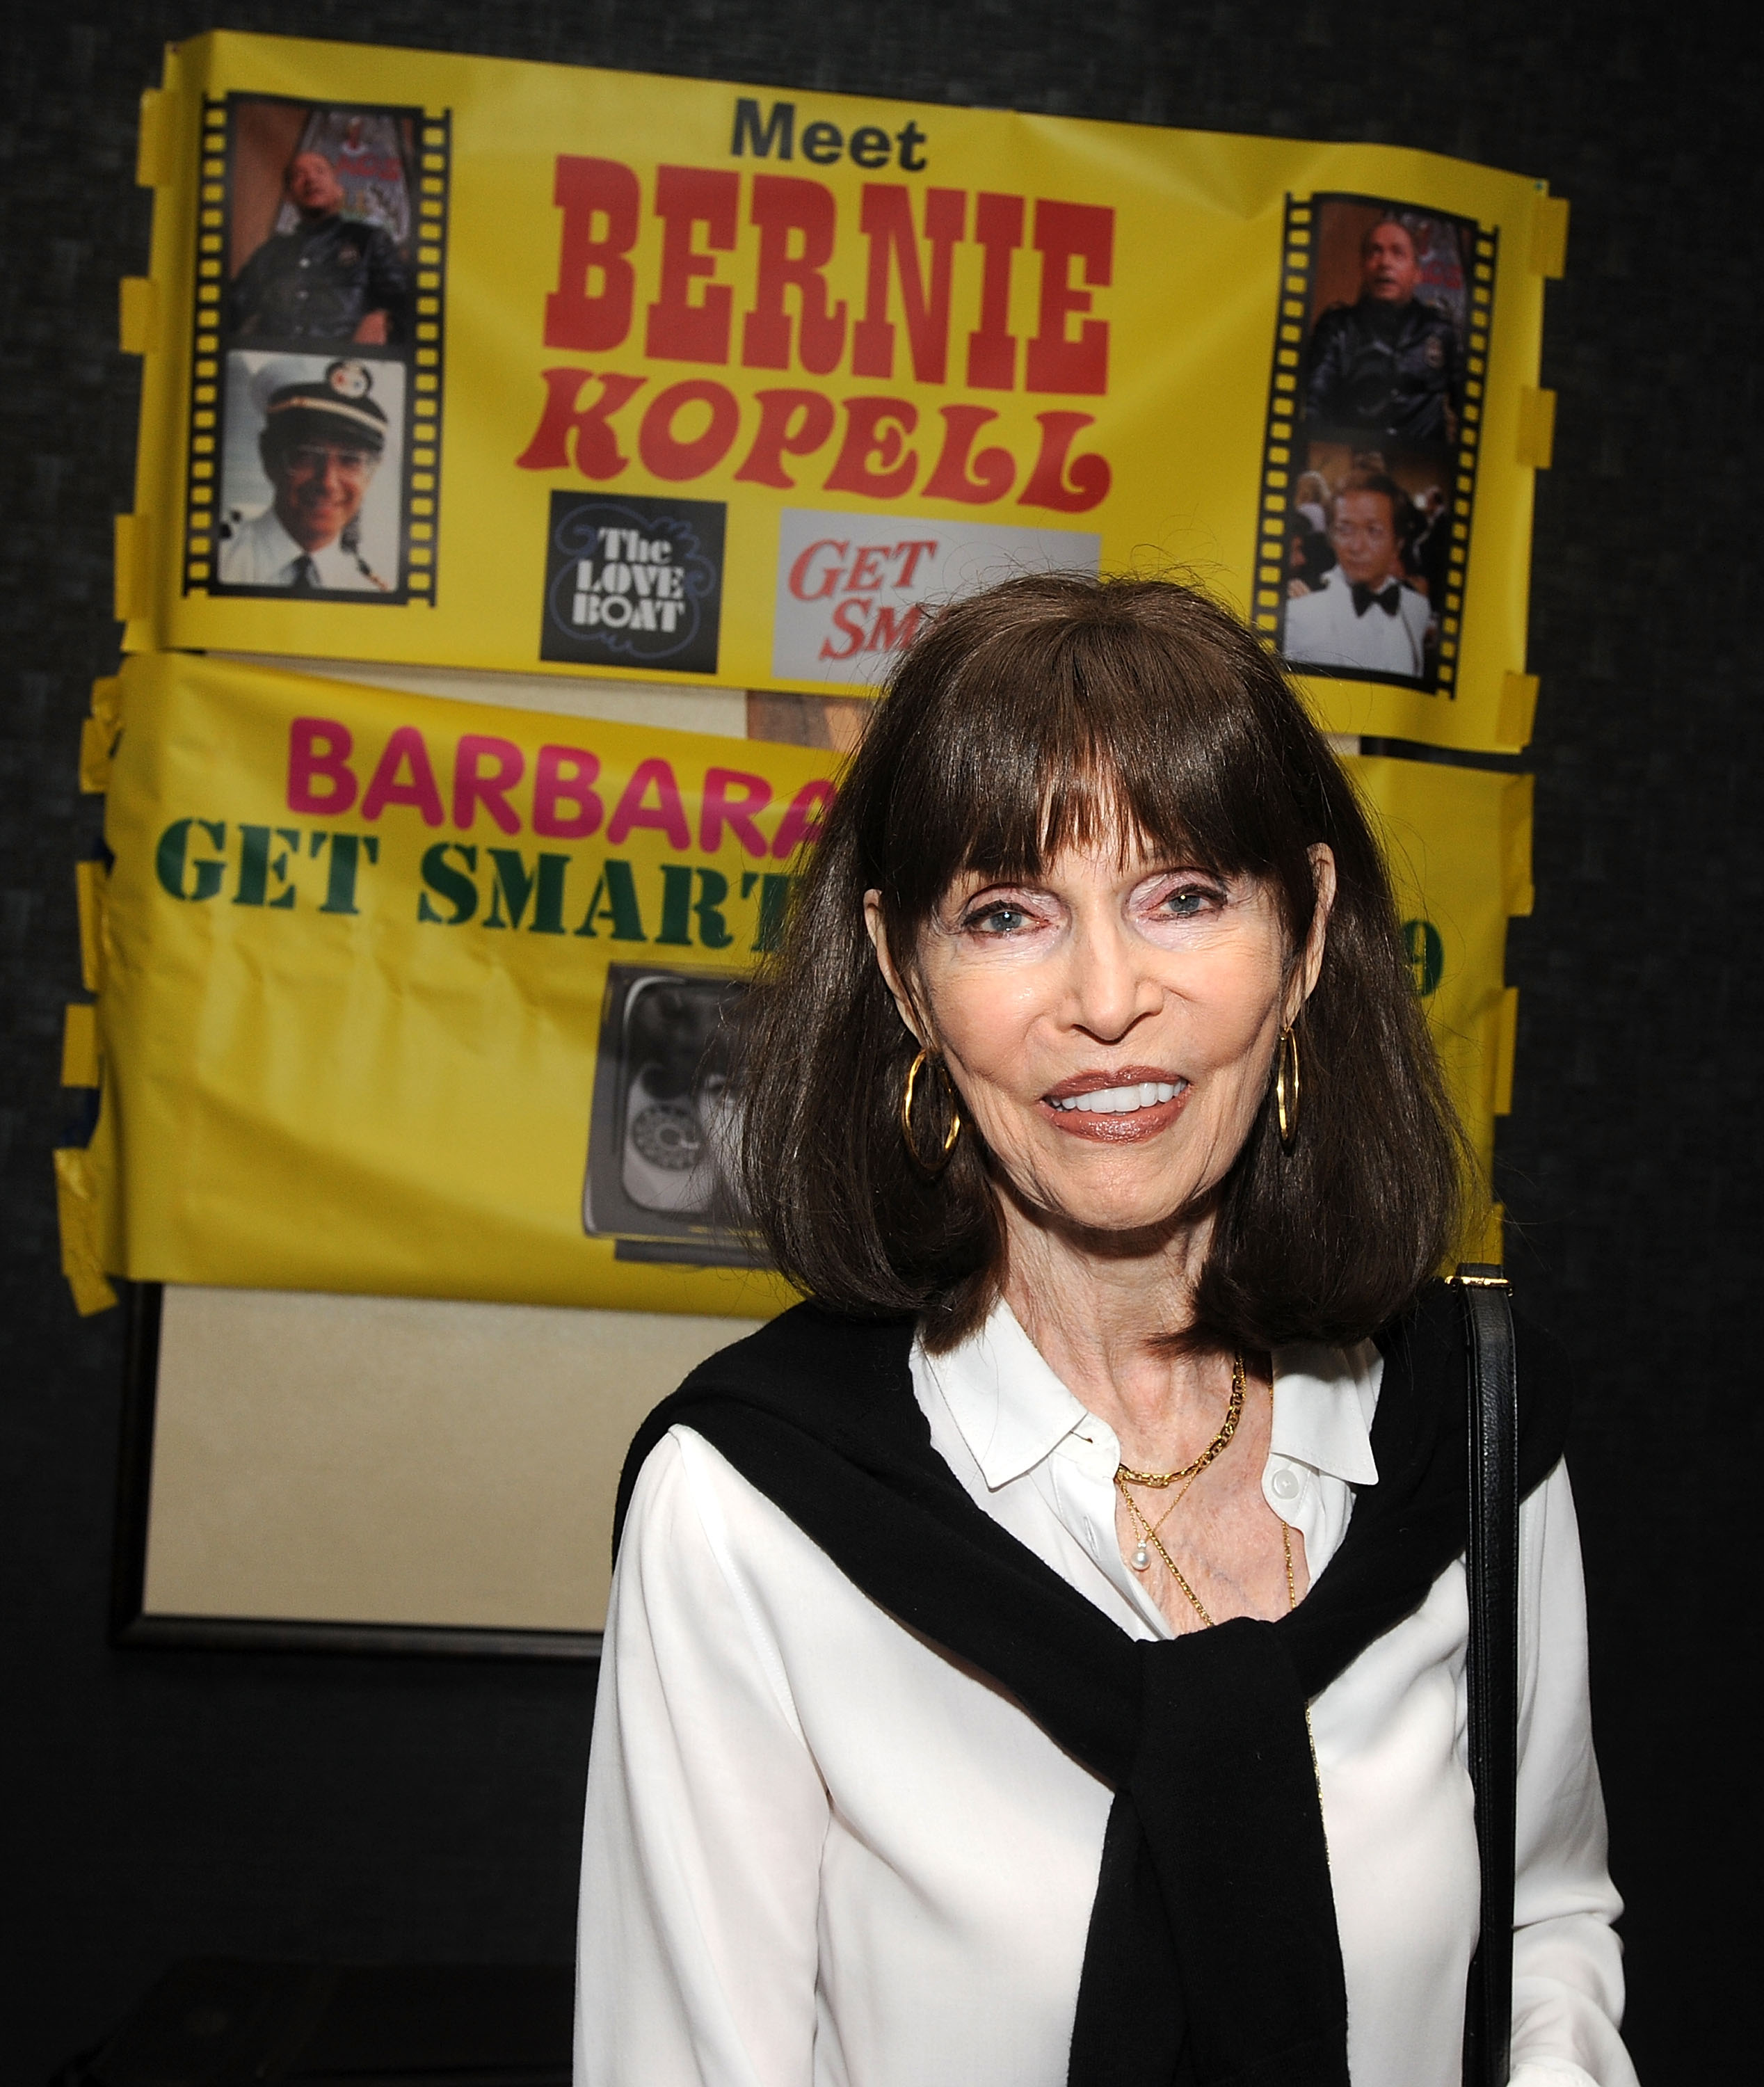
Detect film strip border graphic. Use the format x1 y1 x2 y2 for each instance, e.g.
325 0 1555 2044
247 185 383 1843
406 109 453 602
1253 195 1498 699
177 95 238 591
179 96 453 605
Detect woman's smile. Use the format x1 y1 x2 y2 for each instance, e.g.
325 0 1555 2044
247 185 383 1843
1041 1067 1191 1140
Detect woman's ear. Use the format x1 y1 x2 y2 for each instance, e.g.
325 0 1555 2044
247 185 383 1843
863 890 927 1046
1290 845 1337 1019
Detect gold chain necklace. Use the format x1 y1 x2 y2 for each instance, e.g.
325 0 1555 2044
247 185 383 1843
1117 1481 1298 1628
1114 1352 1245 1489
1114 1364 1298 1629
1121 1460 1204 1572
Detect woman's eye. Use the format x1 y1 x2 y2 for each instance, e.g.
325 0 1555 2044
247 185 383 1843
1157 884 1219 919
966 902 1030 934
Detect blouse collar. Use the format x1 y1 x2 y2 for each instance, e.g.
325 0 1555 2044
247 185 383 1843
922 1297 1381 1492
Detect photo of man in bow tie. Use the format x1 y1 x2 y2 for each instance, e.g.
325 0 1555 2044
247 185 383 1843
1281 471 1432 678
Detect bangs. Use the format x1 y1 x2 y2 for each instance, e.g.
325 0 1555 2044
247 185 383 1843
867 579 1317 927
955 723 1228 888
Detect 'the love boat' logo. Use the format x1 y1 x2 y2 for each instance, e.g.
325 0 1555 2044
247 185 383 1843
541 493 726 673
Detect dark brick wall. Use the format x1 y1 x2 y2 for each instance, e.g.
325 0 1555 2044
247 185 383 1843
3 2 1753 2074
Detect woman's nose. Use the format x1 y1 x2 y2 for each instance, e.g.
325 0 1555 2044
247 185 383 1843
1064 918 1157 1042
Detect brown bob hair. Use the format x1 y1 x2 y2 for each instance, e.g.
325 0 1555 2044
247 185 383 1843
735 573 1466 1354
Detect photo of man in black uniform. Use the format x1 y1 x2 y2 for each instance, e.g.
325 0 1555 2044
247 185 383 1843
225 148 415 346
1304 216 1463 445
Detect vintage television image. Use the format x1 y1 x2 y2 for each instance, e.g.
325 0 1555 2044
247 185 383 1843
582 965 764 1268
211 350 407 593
180 93 449 603
1257 192 1496 698
540 492 728 675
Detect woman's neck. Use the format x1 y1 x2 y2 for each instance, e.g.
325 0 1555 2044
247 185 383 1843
997 1201 1238 1469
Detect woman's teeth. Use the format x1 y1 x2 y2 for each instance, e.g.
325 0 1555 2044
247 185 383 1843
1050 1081 1182 1114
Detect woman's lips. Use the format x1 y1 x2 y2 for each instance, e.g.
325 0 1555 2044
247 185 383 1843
1039 1072 1191 1142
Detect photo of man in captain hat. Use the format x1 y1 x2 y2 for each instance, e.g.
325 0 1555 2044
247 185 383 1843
217 355 403 592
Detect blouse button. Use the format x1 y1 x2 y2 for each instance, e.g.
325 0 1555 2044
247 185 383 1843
1270 1467 1301 1501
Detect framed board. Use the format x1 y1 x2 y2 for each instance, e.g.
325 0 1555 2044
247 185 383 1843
112 1280 757 1657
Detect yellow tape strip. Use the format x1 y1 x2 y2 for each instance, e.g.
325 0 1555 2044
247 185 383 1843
79 677 122 794
1496 671 1539 753
74 860 106 994
118 275 158 356
53 1147 118 1317
1530 195 1571 279
136 85 174 189
113 513 150 623
1491 987 1521 1116
1502 774 1536 918
61 1003 99 1087
1517 388 1557 470
79 719 115 794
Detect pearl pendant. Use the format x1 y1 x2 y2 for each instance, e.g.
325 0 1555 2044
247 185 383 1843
1132 1542 1150 1572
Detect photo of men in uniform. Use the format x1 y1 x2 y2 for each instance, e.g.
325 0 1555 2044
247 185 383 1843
1282 471 1430 678
196 98 428 603
225 146 414 346
1304 213 1465 445
1277 195 1477 688
216 355 402 593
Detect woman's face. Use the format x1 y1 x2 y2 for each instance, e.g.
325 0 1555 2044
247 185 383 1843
867 838 1333 1240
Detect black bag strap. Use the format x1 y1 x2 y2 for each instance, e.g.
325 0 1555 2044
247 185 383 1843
1454 1263 1518 2087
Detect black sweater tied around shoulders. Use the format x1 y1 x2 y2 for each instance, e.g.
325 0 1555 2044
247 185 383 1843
613 1281 1571 2087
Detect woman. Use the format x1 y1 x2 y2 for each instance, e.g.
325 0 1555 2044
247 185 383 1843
576 576 1634 2087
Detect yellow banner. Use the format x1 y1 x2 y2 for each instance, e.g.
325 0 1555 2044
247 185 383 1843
88 652 831 1314
78 654 1526 1309
1352 754 1532 1221
123 31 1562 751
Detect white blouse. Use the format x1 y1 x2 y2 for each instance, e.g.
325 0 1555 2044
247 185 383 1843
576 1300 1636 2087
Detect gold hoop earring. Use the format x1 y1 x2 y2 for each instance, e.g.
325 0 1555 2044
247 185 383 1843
1275 1024 1301 1152
901 1048 963 1176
